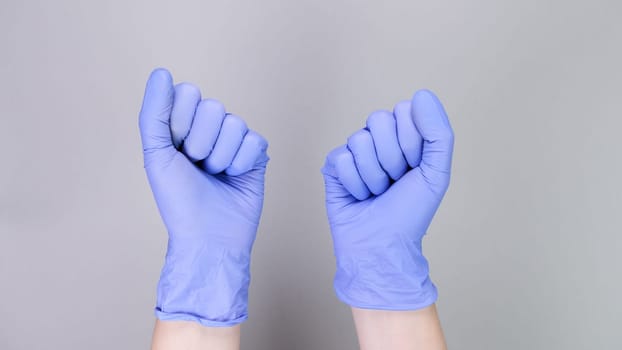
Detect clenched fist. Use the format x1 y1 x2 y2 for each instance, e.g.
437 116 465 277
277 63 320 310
139 68 268 326
322 90 454 310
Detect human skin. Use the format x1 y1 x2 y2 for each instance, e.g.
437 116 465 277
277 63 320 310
352 305 447 350
151 320 240 350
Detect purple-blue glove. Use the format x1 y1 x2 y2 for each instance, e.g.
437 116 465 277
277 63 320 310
139 68 268 326
322 90 454 310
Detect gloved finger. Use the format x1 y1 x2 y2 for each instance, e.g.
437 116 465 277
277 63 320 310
393 100 423 168
202 114 248 174
411 90 454 181
170 83 201 149
366 110 408 180
322 147 362 206
182 99 226 162
138 68 175 151
225 130 268 176
330 145 371 200
347 129 390 195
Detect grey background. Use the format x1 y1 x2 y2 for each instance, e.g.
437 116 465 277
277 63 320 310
1 0 620 349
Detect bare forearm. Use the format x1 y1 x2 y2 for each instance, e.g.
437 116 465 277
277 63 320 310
151 320 240 350
352 305 447 350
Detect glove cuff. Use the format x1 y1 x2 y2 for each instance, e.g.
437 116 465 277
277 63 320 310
333 239 437 310
155 243 251 326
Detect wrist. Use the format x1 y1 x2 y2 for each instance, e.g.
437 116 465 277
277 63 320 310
152 319 240 350
334 236 437 310
351 305 447 350
156 242 252 326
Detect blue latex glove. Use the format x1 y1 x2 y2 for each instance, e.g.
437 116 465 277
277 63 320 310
139 68 269 326
322 90 454 310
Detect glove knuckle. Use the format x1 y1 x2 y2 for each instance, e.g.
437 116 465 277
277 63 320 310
366 110 393 129
224 114 248 133
246 131 267 149
334 149 352 167
198 98 226 115
347 129 371 149
176 82 201 97
393 100 411 115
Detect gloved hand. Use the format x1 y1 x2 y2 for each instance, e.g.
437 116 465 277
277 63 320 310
322 90 454 310
139 68 269 326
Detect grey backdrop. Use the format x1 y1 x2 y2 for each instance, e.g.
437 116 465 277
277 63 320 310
1 0 621 349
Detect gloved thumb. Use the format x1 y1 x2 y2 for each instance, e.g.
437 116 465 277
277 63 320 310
411 89 454 186
139 68 175 154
